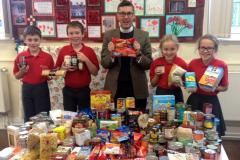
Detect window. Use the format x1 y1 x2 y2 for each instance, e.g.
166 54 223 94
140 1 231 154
231 0 240 38
0 0 12 39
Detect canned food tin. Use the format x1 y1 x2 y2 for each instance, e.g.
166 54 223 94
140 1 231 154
64 55 71 66
164 126 174 140
117 98 125 113
185 143 194 153
204 149 216 159
193 130 204 141
125 97 135 108
207 144 218 152
71 55 78 66
168 141 184 152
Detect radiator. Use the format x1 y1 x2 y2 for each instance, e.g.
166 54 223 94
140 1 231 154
218 72 240 121
0 68 10 113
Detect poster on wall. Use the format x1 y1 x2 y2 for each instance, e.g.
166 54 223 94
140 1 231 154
70 0 86 18
140 18 160 38
169 0 186 13
10 0 27 25
101 15 116 33
32 0 54 16
87 9 101 24
104 0 121 13
166 14 195 37
36 20 56 37
145 0 165 16
88 26 101 38
57 24 68 38
129 0 144 16
56 9 69 23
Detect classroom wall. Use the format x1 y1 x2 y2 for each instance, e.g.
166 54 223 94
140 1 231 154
0 40 239 123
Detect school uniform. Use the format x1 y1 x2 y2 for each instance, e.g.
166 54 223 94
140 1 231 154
55 44 99 112
13 49 54 121
150 56 188 103
186 58 229 136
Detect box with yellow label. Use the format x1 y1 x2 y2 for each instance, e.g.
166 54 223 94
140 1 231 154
90 90 111 111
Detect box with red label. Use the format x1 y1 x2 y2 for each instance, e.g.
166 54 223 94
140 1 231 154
112 38 137 57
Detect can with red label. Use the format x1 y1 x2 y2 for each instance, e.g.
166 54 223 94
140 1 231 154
204 149 216 159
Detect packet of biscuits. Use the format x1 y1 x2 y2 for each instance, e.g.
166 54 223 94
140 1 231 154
112 38 137 57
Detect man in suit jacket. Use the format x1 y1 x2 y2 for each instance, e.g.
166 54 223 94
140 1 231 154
101 0 152 112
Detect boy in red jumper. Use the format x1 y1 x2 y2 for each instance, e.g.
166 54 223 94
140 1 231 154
13 26 54 121
55 21 99 112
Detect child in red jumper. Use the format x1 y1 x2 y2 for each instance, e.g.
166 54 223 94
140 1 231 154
150 34 187 103
55 21 99 112
13 26 54 121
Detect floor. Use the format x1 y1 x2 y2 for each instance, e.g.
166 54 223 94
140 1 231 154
222 140 240 160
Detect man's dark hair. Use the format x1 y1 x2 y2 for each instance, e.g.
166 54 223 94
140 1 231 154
117 0 135 12
66 21 84 34
23 25 42 38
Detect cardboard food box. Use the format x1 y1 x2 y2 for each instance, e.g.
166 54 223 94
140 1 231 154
185 72 197 92
90 90 111 111
198 66 224 92
152 95 175 113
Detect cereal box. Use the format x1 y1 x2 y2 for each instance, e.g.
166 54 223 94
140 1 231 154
90 90 111 111
152 95 175 113
198 66 224 92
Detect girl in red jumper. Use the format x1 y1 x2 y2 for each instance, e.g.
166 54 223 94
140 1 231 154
150 34 187 103
187 34 228 136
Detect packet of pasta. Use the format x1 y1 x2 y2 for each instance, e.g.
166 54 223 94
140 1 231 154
112 38 137 57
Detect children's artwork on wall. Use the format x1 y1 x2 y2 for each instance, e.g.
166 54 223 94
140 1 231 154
101 15 116 33
166 14 195 37
169 0 185 13
88 26 101 38
56 9 69 23
70 0 86 18
32 0 54 16
11 0 27 25
87 9 101 24
188 0 197 7
9 0 205 41
57 24 68 38
145 0 165 16
104 0 121 13
140 18 160 38
129 0 144 16
56 0 69 6
87 0 101 6
36 20 56 37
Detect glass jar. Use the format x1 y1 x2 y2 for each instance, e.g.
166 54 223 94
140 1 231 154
167 108 176 121
153 112 160 124
163 126 174 140
168 141 184 153
18 135 28 149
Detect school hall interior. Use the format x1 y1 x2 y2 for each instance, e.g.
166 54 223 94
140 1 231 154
0 0 240 159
